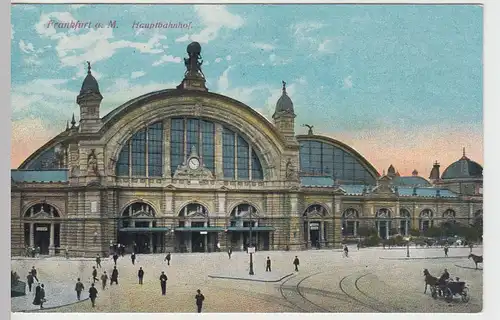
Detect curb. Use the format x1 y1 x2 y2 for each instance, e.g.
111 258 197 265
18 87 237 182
13 297 90 313
208 273 294 283
379 256 469 260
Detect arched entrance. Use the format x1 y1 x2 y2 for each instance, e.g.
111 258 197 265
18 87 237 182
419 209 434 232
118 202 162 254
23 203 61 255
375 208 391 239
399 209 411 236
303 204 328 249
342 208 359 237
177 203 210 253
229 204 267 251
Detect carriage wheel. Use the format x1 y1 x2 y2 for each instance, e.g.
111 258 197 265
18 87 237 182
461 287 470 302
445 288 453 303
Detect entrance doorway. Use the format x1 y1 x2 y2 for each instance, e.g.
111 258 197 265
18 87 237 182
309 222 320 248
34 223 50 255
191 232 205 252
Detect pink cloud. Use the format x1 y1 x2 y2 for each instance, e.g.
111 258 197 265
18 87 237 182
11 118 59 169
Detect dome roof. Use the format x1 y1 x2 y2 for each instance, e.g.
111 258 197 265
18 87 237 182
273 81 294 116
79 62 100 95
441 149 483 180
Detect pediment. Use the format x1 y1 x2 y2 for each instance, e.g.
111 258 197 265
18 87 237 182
32 210 52 219
188 211 208 219
371 185 394 195
132 211 153 218
165 184 176 190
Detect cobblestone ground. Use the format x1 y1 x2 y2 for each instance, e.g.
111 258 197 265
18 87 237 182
11 245 483 313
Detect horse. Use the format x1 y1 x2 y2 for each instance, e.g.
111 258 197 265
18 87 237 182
423 269 439 294
468 254 483 269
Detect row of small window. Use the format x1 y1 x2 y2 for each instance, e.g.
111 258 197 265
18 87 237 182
299 140 375 184
116 119 264 180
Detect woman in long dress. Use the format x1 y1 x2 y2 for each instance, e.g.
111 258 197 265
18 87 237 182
32 284 41 305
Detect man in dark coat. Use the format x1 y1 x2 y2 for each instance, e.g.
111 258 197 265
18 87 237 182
293 256 300 272
228 247 232 259
96 254 102 268
75 278 85 300
138 267 144 284
113 253 119 265
444 245 449 257
27 272 34 292
164 252 171 266
131 252 136 265
89 283 98 308
266 257 272 272
31 266 39 282
101 271 108 290
195 289 205 313
159 271 168 295
39 284 46 309
110 266 119 285
92 266 98 283
33 283 41 306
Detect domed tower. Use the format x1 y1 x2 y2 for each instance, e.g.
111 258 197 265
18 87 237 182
440 148 483 195
272 81 296 142
77 62 103 133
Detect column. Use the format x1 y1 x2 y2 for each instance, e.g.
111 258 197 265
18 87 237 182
239 233 244 251
214 124 224 178
163 119 171 177
131 219 135 228
385 221 389 239
319 222 324 247
204 234 208 252
49 223 55 255
29 223 34 247
405 220 408 236
353 221 358 237
306 221 311 247
150 233 153 253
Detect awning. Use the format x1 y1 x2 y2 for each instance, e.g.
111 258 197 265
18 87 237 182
175 227 225 232
119 227 171 233
228 226 275 232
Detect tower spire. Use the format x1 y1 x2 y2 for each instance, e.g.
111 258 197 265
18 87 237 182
282 80 287 93
71 113 76 127
463 147 466 157
87 61 91 74
66 120 69 131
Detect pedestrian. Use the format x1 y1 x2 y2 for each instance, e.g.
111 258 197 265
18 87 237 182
357 242 360 251
195 289 205 313
33 283 41 306
75 278 84 300
120 244 125 257
65 247 69 259
344 245 349 257
113 252 119 265
159 271 168 295
164 252 171 266
228 247 232 259
31 266 39 282
138 267 144 285
101 272 108 290
89 283 98 308
266 257 272 272
110 266 119 285
92 266 98 283
131 252 136 265
444 244 449 257
96 254 102 268
293 256 300 272
27 272 34 292
39 284 46 309
469 243 474 253
216 241 221 252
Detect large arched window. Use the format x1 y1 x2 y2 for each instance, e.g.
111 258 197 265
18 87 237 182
23 203 61 255
222 127 263 180
116 122 164 177
120 202 156 228
230 204 259 227
442 209 456 224
303 204 328 248
376 208 392 239
299 140 376 184
24 148 59 170
399 209 411 236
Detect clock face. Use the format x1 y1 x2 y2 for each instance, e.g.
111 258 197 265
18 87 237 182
188 157 200 170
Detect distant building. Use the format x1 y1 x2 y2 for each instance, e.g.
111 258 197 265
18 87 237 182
10 43 483 256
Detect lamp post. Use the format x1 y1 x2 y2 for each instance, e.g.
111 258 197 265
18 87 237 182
406 241 410 258
249 210 254 275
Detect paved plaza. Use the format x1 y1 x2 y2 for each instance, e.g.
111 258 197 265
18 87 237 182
11 246 483 313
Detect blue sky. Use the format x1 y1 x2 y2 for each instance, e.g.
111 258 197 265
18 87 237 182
11 4 483 174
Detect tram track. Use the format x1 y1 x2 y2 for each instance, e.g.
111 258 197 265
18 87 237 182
279 272 331 312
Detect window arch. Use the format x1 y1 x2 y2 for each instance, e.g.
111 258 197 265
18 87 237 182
442 209 456 222
342 208 359 236
303 204 328 218
298 140 376 184
119 202 156 229
178 202 209 229
375 208 391 239
230 203 259 227
116 122 164 177
24 148 59 170
419 209 433 231
24 203 60 218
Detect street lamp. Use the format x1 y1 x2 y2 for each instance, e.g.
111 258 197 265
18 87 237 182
249 210 254 275
406 241 410 258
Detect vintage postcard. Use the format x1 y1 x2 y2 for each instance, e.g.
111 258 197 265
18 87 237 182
10 2 483 313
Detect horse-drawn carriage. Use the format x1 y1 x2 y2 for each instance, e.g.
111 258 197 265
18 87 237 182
430 279 470 303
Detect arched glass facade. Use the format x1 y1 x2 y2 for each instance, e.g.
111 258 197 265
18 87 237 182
116 122 163 177
299 140 376 185
116 118 263 180
25 148 58 170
